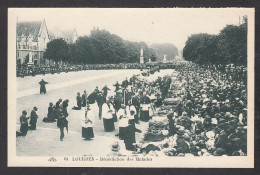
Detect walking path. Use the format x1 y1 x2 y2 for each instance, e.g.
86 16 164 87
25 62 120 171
16 127 131 156
17 71 120 98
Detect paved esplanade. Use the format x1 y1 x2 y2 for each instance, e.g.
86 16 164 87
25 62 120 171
16 69 174 156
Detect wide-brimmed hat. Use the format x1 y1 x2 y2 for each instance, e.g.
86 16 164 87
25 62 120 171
203 98 210 103
212 99 217 104
110 142 120 151
211 118 218 125
191 115 201 122
206 131 215 140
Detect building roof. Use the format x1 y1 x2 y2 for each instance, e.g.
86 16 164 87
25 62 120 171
49 28 77 43
17 21 42 37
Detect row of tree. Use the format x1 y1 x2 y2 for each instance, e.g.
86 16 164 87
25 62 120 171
183 16 247 66
150 43 178 61
43 29 157 64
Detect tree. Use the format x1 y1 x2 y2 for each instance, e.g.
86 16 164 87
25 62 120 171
183 16 247 66
43 39 71 64
150 43 178 62
69 28 157 64
183 33 217 64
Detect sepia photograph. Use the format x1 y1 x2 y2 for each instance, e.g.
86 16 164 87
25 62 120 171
8 8 254 167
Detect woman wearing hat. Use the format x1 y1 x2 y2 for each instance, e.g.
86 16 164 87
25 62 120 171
29 107 38 130
81 105 94 140
18 110 29 136
102 101 115 132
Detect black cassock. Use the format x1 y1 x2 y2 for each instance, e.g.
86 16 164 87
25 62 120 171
39 80 48 94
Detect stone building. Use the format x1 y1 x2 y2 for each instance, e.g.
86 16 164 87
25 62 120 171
16 19 78 66
16 19 50 66
49 27 78 44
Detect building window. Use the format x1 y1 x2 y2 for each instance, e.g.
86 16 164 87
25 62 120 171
17 51 20 59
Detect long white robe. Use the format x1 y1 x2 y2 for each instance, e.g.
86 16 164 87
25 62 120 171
117 108 129 127
81 109 94 128
126 105 136 120
102 104 114 119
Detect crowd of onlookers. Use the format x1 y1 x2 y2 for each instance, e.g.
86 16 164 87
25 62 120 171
149 62 248 156
16 62 188 77
17 60 248 156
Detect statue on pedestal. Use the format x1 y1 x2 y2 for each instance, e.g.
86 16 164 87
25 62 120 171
163 54 167 63
140 48 144 64
27 52 34 66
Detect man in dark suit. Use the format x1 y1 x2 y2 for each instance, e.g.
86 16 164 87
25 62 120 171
102 85 110 98
97 92 106 119
131 93 140 123
29 107 38 130
140 92 151 122
113 81 121 92
82 90 87 107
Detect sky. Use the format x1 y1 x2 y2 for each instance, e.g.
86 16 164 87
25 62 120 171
10 8 252 51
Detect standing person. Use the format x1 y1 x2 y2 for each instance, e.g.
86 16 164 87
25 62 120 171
113 91 123 112
17 110 29 136
126 101 136 148
102 85 111 98
131 93 140 124
72 92 82 110
121 78 129 89
140 92 151 122
29 107 38 130
87 90 98 104
81 105 94 140
57 108 68 141
55 99 62 119
117 104 133 150
39 79 49 94
82 90 88 107
117 105 129 140
97 92 105 119
167 111 175 136
62 99 69 117
102 101 115 132
113 81 121 92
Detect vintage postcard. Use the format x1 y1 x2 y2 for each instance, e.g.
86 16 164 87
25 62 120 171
8 8 254 167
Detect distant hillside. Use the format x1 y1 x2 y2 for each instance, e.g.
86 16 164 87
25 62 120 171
150 43 178 62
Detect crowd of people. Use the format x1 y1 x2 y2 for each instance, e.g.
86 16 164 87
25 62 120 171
16 62 185 77
17 61 248 156
153 62 248 157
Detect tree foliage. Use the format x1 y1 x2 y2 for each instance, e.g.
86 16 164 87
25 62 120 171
150 43 178 61
43 39 70 63
44 29 157 64
183 16 247 66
